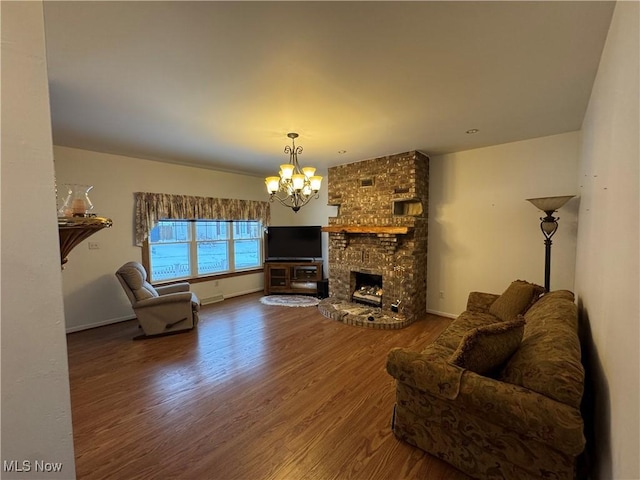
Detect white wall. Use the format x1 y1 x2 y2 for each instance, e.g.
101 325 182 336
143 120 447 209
1 2 76 477
427 132 580 316
575 2 640 479
54 146 273 331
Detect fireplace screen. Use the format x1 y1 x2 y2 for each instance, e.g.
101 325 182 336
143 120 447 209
351 272 383 307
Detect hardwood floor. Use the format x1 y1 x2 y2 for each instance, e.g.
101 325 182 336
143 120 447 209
67 293 471 480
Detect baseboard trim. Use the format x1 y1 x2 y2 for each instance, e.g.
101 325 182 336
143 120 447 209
66 314 136 334
225 288 263 299
426 309 457 319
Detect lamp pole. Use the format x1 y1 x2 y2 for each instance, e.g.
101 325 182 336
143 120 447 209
540 211 559 292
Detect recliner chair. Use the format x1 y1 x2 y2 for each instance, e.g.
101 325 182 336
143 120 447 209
115 261 200 339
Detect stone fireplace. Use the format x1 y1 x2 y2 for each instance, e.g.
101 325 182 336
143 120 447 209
318 151 429 328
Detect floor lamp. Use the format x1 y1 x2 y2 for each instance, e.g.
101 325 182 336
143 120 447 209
526 195 575 292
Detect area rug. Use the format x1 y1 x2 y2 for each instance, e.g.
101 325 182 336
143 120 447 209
259 295 320 307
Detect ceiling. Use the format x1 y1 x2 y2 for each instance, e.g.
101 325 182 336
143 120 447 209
43 1 615 177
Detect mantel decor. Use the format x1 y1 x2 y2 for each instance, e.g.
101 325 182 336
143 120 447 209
265 133 322 213
526 195 575 291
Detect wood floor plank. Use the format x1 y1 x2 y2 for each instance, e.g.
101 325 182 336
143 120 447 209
67 293 471 480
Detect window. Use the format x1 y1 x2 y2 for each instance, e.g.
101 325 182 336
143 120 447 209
146 220 262 282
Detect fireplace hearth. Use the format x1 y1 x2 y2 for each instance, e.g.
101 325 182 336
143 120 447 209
318 297 411 329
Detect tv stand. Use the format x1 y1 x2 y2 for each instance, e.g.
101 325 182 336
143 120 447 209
264 261 323 296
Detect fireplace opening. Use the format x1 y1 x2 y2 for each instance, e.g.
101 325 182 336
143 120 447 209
351 271 383 307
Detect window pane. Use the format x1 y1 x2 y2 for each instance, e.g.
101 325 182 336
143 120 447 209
197 242 229 274
147 220 261 281
234 221 260 239
234 239 261 269
196 221 228 241
150 221 191 243
150 243 190 281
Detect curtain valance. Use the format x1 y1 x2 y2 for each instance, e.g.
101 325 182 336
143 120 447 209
134 192 271 246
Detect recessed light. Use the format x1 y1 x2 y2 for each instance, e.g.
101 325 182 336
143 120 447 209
466 129 479 134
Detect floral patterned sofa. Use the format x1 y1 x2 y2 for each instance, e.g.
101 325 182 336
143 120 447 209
386 282 585 480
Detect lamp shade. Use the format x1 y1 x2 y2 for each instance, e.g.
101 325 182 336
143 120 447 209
291 174 305 190
265 177 280 194
280 164 294 180
302 167 316 178
526 195 575 213
309 175 322 191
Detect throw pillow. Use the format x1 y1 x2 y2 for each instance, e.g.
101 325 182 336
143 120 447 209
448 316 526 375
489 280 545 322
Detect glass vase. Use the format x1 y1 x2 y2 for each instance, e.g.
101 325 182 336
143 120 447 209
58 184 94 217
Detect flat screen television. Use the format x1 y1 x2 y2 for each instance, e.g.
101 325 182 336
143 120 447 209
265 226 322 261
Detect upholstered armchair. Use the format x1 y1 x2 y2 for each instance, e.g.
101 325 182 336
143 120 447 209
115 261 200 339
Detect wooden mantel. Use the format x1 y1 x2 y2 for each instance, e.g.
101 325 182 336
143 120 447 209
321 225 411 235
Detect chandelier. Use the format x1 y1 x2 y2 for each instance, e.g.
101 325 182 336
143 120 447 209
265 133 322 212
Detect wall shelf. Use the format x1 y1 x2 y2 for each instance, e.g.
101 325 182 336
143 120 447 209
58 216 112 267
392 198 423 216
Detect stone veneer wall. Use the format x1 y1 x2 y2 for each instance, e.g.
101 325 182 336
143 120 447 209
326 151 429 323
